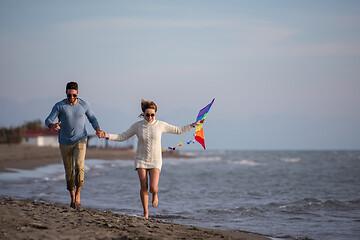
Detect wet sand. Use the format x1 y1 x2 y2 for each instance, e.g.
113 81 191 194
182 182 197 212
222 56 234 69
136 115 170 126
0 197 269 240
0 145 270 240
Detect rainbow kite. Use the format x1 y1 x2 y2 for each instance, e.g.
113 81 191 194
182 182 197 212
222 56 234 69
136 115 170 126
165 98 214 151
195 98 215 150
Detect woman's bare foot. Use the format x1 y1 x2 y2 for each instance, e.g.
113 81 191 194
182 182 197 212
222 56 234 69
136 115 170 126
152 193 158 207
141 212 149 219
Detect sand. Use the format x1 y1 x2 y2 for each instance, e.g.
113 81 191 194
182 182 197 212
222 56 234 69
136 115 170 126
0 197 270 240
0 145 270 240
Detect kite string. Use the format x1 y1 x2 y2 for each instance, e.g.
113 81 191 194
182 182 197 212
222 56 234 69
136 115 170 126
164 135 196 151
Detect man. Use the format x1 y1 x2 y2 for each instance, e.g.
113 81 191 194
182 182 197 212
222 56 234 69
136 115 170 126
45 82 103 209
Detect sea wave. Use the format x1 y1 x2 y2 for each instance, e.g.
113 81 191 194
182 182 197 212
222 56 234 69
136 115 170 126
277 198 360 212
0 164 64 182
233 160 262 166
35 175 64 183
0 159 134 183
195 206 267 220
280 157 301 163
164 157 223 166
85 159 134 169
153 212 196 220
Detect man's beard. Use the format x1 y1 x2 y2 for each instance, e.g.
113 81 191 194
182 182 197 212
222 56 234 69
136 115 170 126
68 97 77 103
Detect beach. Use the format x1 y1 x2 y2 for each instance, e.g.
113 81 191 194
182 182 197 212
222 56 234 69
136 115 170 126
0 197 269 240
0 145 269 240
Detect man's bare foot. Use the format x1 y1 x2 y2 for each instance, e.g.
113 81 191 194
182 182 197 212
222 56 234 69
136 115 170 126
75 201 81 210
75 195 81 209
70 190 75 208
75 187 81 209
152 194 158 207
141 212 149 219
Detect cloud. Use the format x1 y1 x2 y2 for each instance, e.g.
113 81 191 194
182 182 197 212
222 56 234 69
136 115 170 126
284 42 360 57
230 15 360 58
56 17 231 32
229 21 360 58
231 41 360 58
55 15 360 59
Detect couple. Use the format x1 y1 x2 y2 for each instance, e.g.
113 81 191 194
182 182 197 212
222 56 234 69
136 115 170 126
45 82 204 219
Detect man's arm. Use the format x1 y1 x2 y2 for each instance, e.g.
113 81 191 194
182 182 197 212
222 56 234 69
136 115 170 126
45 104 61 131
94 126 104 138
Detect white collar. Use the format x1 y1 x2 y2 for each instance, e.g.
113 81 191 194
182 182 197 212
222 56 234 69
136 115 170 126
144 119 157 125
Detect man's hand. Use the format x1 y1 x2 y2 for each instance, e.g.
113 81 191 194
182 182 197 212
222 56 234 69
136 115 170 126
95 127 109 139
49 121 61 131
96 129 104 138
98 131 109 139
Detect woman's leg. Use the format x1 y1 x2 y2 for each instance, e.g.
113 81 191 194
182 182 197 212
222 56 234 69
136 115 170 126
137 168 149 219
149 168 160 207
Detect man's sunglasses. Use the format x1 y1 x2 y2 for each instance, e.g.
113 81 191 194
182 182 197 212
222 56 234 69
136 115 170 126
146 114 155 117
67 94 77 98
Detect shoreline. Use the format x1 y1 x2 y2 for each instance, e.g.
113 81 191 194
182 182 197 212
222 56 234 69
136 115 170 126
0 197 270 240
0 144 190 172
0 144 270 239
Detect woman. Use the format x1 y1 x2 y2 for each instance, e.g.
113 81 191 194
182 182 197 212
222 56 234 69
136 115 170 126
100 99 204 219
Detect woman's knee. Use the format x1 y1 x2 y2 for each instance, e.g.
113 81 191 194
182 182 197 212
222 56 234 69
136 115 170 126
149 186 158 194
140 182 148 192
140 188 148 195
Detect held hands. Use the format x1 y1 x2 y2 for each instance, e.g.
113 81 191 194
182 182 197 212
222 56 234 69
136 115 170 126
96 130 108 139
49 121 61 131
95 127 108 139
97 131 109 139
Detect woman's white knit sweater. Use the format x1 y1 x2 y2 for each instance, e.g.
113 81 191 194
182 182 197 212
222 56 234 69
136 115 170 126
108 119 192 171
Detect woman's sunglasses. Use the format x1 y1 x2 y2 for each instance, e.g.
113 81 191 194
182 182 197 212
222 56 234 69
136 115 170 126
146 113 155 117
67 94 77 98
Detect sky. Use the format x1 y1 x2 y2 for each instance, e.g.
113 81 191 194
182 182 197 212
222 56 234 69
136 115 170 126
0 0 359 150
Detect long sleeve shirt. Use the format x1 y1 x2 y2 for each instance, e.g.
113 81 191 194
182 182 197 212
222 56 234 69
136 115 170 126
45 99 100 145
108 119 192 171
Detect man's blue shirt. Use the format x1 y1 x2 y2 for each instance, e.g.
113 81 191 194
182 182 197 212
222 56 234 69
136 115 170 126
45 99 100 145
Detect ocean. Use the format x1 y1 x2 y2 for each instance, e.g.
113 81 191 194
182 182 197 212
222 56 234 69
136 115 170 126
0 150 359 240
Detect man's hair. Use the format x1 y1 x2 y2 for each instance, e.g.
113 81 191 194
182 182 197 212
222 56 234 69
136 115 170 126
66 82 78 91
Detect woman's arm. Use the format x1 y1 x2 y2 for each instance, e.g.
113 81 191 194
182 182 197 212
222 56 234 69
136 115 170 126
101 123 137 142
163 119 205 134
